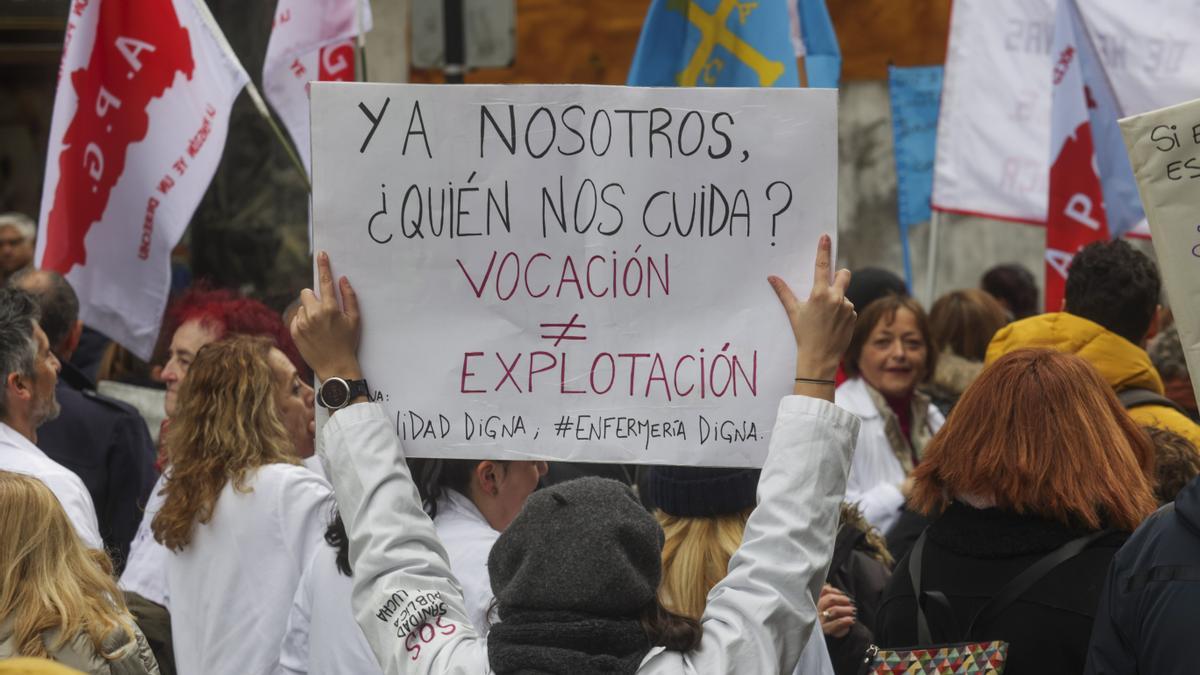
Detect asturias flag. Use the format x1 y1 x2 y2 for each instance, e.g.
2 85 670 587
628 0 799 87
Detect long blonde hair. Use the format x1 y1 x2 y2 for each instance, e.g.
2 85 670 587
656 509 752 620
152 335 296 551
0 471 135 659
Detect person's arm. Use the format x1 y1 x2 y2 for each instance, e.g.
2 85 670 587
321 406 486 673
105 409 159 568
643 395 856 674
646 234 859 673
295 252 487 675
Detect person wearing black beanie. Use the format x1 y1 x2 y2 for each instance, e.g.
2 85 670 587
844 267 907 312
486 477 679 672
293 238 861 674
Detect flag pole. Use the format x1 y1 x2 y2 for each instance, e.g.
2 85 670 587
924 210 941 305
356 0 370 81
244 84 312 192
189 0 311 192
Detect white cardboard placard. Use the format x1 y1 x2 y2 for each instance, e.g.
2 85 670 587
1121 100 1200 410
311 83 836 466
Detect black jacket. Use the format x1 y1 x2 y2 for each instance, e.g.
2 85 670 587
876 501 1127 675
1086 475 1200 674
825 522 891 675
37 361 158 571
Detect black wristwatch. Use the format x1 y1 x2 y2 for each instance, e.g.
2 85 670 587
317 377 370 410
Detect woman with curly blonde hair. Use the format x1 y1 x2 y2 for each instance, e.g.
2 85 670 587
0 470 158 674
151 336 332 675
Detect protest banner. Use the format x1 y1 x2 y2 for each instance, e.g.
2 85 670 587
37 0 249 359
1045 0 1110 311
263 0 371 172
310 83 836 466
1120 99 1200 411
932 0 1200 230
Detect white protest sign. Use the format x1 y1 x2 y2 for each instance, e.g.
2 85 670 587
311 83 836 466
1121 99 1200 410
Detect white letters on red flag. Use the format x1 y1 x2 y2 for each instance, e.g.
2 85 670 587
263 0 371 171
37 0 249 359
1045 0 1109 309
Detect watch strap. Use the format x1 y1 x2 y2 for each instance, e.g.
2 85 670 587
346 378 370 402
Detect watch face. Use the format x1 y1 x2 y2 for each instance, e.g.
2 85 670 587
320 378 351 409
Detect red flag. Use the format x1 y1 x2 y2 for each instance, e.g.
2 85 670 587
37 0 249 359
1045 0 1109 311
263 0 371 171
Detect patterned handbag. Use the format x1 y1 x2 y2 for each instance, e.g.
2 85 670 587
864 641 1007 674
864 529 1110 675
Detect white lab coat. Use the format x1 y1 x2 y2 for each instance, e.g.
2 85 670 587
320 397 858 675
835 377 944 534
120 472 170 605
0 421 102 549
122 458 331 607
277 543 383 675
166 463 334 675
433 489 500 634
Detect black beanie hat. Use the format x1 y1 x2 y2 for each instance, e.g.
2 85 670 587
845 266 908 311
647 466 761 518
487 477 663 618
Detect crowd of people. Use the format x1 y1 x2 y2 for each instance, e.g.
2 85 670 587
1 204 1199 674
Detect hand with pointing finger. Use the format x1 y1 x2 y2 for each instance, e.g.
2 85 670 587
768 234 856 400
291 251 363 384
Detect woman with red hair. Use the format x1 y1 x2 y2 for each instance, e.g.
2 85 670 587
874 348 1157 674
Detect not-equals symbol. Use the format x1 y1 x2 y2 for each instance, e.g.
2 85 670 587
540 313 587 347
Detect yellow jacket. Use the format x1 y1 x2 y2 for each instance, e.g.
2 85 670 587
986 312 1200 450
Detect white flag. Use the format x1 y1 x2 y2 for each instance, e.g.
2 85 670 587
37 0 249 360
263 0 371 171
932 0 1200 227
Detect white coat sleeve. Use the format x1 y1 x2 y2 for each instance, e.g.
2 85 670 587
321 403 488 675
641 396 858 674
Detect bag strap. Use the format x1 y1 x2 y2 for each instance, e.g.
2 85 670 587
1118 387 1189 416
965 529 1112 638
908 530 933 644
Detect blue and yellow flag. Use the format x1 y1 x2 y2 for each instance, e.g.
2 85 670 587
627 0 799 87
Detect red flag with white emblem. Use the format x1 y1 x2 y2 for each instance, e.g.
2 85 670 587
1045 0 1109 311
37 0 249 359
263 0 371 172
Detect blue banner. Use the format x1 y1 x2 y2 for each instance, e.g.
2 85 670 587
796 0 840 88
627 0 799 87
887 65 943 289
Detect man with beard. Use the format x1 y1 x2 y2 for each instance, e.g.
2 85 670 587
0 287 101 548
14 269 157 571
